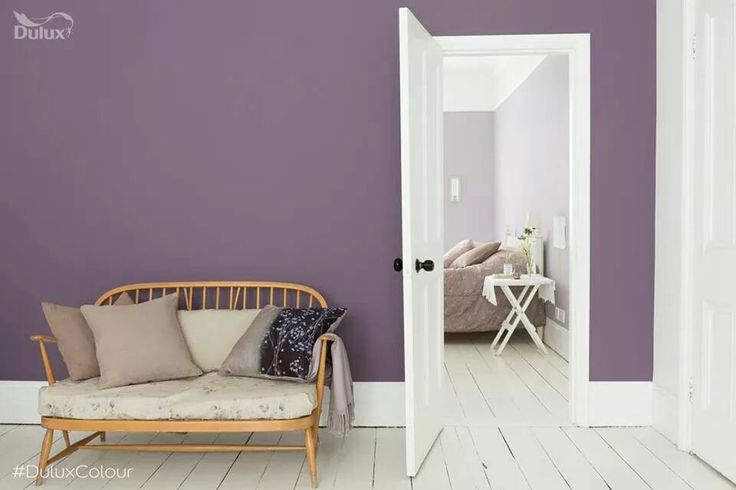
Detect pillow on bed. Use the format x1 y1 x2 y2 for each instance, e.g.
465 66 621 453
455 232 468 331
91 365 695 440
450 241 501 268
443 240 475 268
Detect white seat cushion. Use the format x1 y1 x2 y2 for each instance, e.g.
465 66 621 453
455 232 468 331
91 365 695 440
39 372 316 420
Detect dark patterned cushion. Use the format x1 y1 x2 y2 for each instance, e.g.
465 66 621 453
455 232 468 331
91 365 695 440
259 308 346 379
219 306 347 381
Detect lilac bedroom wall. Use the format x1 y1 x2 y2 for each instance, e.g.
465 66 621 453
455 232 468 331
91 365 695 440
443 112 495 250
493 55 570 327
0 0 655 382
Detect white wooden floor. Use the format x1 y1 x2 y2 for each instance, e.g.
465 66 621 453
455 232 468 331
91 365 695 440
0 424 732 490
444 332 569 427
0 334 732 489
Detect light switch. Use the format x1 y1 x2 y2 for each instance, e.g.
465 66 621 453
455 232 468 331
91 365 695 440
450 177 461 202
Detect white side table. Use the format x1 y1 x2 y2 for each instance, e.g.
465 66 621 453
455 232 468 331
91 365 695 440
482 274 556 355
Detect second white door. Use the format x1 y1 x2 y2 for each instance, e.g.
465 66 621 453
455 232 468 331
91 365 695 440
690 0 736 482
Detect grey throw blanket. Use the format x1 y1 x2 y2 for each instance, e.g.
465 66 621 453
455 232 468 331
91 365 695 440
307 334 354 436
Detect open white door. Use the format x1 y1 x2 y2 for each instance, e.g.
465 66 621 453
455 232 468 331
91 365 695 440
398 7 444 477
690 0 736 482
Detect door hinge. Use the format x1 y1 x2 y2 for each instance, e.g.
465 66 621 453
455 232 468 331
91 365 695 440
688 379 694 402
691 32 697 59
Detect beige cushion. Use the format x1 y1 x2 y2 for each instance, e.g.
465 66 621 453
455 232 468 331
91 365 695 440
81 294 202 388
38 372 316 420
41 293 133 381
178 309 262 372
450 241 501 268
443 240 475 268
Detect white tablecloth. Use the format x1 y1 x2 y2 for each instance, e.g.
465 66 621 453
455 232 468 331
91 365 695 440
482 274 556 306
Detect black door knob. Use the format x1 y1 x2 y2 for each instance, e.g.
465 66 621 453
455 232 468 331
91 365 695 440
393 258 403 272
415 259 434 272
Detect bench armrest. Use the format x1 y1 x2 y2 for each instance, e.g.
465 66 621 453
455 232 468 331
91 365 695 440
30 334 58 385
315 334 337 415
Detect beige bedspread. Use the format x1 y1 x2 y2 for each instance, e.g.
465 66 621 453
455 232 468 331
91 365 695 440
444 250 546 333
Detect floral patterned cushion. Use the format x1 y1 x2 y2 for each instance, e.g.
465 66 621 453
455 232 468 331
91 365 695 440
38 372 316 420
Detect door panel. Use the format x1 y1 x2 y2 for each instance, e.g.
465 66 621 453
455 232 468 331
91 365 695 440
691 0 736 482
399 7 444 477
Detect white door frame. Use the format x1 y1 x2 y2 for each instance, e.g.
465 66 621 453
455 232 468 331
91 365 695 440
675 0 701 453
433 33 591 425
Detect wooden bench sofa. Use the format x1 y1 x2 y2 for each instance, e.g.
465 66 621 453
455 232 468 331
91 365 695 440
30 281 335 487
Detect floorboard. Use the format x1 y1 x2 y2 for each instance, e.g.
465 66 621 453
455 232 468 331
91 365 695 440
439 427 490 489
502 426 569 490
216 432 280 490
597 427 691 490
563 427 650 490
329 427 375 490
372 428 411 490
630 427 735 490
533 427 608 490
177 432 251 490
469 426 530 489
411 437 452 490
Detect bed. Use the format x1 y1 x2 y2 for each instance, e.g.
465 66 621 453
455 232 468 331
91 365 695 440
444 249 546 333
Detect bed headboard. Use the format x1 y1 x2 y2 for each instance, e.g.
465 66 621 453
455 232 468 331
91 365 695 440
95 281 328 310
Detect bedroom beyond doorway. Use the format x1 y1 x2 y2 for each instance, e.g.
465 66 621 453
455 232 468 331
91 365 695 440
442 52 572 426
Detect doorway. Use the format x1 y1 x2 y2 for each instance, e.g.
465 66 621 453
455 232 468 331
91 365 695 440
442 52 572 428
399 7 591 476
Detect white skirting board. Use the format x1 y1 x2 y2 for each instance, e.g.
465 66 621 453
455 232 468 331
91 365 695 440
0 380 407 427
0 381 46 424
586 381 653 426
543 317 568 360
320 382 405 427
652 384 678 443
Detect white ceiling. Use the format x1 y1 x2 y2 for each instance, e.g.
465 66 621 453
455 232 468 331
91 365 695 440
443 55 547 112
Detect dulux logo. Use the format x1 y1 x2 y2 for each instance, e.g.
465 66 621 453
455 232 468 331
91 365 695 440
13 11 73 40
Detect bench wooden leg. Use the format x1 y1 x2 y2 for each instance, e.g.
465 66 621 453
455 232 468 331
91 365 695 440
305 428 318 488
312 423 319 445
100 432 106 442
35 429 54 486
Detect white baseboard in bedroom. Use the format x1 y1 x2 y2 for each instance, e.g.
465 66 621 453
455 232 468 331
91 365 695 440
0 380 407 427
543 317 568 360
0 381 46 424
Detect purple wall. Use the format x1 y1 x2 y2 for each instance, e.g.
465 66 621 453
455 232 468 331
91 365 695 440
0 0 655 382
493 55 570 326
444 112 495 250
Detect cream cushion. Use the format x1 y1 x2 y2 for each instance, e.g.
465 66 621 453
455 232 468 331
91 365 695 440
39 372 316 421
178 309 261 372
